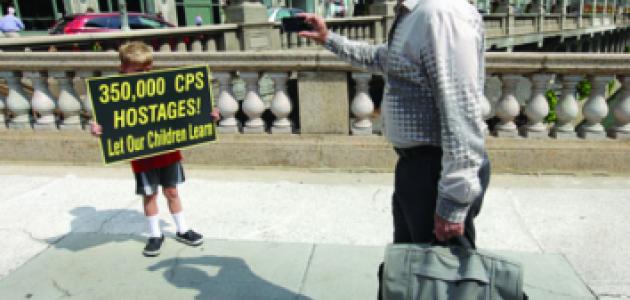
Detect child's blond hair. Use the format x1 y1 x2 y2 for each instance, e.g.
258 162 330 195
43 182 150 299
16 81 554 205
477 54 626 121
118 41 153 66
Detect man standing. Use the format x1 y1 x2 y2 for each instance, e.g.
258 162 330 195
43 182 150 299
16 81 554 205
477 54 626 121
299 0 490 247
0 7 24 37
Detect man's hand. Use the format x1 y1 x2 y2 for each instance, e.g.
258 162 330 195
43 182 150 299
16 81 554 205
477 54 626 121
210 107 221 122
298 13 328 45
89 120 102 137
434 213 464 242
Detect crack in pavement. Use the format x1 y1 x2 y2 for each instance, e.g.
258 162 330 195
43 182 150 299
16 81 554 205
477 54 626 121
0 228 48 245
524 282 591 298
598 293 630 299
52 279 72 298
295 244 316 299
507 189 545 252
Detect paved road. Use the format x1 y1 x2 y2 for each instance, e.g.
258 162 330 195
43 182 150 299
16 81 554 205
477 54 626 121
0 164 628 299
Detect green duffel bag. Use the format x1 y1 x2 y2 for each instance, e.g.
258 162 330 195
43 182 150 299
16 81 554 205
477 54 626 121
381 243 525 300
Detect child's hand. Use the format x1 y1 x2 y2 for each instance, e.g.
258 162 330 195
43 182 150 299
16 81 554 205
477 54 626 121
210 108 221 122
89 121 103 137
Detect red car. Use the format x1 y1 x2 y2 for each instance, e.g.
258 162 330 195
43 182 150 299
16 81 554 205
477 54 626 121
49 12 175 35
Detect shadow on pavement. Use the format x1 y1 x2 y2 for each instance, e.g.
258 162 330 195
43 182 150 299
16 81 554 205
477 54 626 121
148 256 313 300
46 206 166 251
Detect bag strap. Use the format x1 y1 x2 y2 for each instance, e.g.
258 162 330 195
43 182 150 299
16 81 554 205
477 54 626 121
430 235 474 250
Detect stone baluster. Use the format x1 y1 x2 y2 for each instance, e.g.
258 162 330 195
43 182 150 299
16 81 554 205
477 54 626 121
0 91 5 129
269 72 292 134
206 37 217 51
191 37 203 52
494 74 522 137
76 71 95 125
27 71 57 130
240 72 265 133
0 72 30 129
351 73 374 135
579 75 615 138
159 40 171 52
609 75 630 139
51 71 82 130
523 73 552 138
552 75 582 138
215 72 240 133
481 73 493 121
176 39 187 52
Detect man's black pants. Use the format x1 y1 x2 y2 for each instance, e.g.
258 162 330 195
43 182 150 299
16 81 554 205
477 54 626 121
392 145 491 247
377 146 491 299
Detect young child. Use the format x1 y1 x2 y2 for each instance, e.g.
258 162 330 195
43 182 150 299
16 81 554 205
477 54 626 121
90 41 219 257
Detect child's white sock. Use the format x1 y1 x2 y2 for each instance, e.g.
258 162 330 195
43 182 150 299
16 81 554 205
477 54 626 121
172 212 189 234
147 215 162 238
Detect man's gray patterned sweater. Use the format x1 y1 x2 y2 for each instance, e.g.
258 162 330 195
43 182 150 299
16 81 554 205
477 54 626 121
324 0 486 223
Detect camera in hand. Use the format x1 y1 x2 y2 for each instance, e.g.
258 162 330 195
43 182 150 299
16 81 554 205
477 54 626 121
281 16 313 33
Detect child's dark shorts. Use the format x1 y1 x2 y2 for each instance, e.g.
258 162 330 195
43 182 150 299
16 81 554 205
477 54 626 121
134 161 185 196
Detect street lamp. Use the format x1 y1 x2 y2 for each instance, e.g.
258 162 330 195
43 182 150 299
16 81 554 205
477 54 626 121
119 0 130 31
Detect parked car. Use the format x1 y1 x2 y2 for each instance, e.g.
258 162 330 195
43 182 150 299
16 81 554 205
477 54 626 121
267 7 305 22
49 12 175 35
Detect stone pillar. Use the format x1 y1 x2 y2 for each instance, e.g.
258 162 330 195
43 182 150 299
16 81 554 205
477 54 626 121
609 75 630 139
495 0 511 12
224 0 280 50
215 72 240 134
507 5 516 37
298 72 349 134
494 74 521 137
75 71 94 128
523 73 553 138
27 71 57 130
240 72 265 134
51 71 82 130
579 75 615 138
552 75 582 138
225 0 267 23
603 0 609 24
538 0 545 32
561 0 568 30
369 0 397 40
350 73 374 135
578 0 584 28
593 0 598 25
0 88 5 129
69 0 99 13
269 72 292 134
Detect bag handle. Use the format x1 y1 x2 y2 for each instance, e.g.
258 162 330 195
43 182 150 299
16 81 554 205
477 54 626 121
430 235 474 250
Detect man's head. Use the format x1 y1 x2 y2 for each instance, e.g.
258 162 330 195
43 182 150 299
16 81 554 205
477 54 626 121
118 42 153 74
7 7 15 15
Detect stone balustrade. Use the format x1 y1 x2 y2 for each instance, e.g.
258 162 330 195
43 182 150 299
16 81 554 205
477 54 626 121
0 51 629 141
1 13 629 52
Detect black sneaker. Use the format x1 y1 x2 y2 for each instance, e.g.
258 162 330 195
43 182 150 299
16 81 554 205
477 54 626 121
143 235 164 257
175 230 203 246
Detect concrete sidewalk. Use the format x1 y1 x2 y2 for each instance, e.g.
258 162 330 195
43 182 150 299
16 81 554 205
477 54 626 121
0 164 629 299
